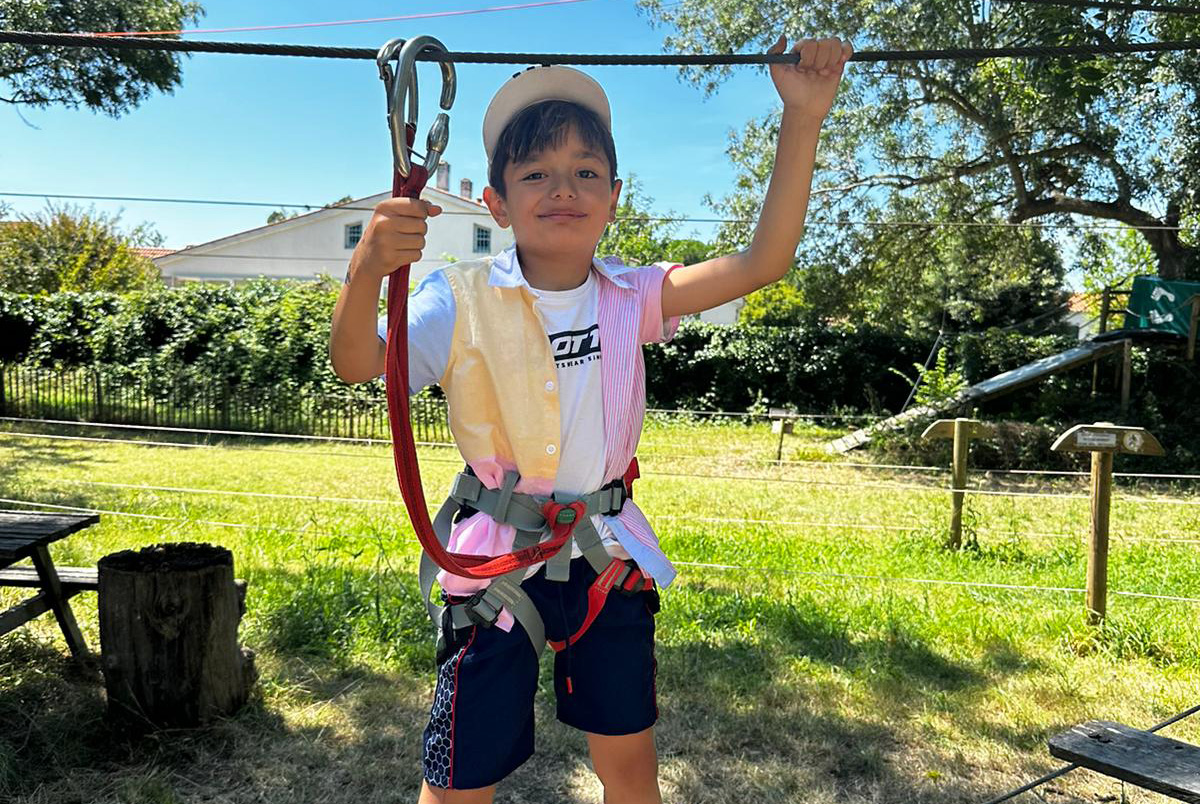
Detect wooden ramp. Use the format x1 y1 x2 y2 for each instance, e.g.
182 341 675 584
1049 720 1200 802
830 338 1129 453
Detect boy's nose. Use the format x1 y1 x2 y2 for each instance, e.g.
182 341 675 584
549 177 578 199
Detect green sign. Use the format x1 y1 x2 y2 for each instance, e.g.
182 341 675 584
1124 276 1200 337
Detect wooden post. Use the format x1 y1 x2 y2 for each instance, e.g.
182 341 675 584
1187 294 1199 362
1093 290 1111 396
921 418 994 549
1051 423 1164 624
1120 339 1133 415
98 542 256 730
769 408 795 463
1087 450 1114 623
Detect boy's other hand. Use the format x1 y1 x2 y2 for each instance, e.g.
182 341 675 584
768 35 852 122
348 197 443 282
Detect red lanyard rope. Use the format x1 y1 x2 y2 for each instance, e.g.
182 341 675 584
382 134 583 579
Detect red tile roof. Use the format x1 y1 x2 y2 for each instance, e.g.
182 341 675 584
132 247 177 259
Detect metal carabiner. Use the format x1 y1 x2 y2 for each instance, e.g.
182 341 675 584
378 35 456 179
376 37 415 137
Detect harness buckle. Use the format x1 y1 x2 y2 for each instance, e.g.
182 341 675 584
463 589 501 628
615 559 650 597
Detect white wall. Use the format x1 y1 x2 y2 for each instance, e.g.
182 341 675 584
157 187 512 287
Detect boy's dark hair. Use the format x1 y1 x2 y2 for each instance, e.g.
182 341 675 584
488 99 618 198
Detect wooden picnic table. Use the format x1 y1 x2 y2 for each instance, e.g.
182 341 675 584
0 509 100 664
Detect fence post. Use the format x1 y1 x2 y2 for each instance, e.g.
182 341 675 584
1092 290 1111 396
769 408 796 462
1051 422 1165 625
1188 294 1199 362
922 418 995 548
1119 340 1133 415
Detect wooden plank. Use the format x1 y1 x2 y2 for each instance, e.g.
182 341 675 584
0 592 55 635
0 540 41 560
0 511 99 543
29 545 91 661
0 565 98 590
0 511 94 528
1049 720 1200 803
0 587 86 636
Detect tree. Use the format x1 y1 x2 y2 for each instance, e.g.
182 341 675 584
638 0 1200 279
597 176 683 265
734 181 1066 334
0 0 203 116
0 204 162 293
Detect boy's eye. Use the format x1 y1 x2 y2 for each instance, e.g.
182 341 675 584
521 171 546 181
577 169 599 179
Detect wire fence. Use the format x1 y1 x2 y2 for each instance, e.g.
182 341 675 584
0 363 451 443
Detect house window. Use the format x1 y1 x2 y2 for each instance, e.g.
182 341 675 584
345 222 363 249
473 225 491 254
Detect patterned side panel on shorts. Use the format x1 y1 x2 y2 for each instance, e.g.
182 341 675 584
424 628 476 789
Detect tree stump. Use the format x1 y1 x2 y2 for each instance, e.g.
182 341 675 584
98 542 256 730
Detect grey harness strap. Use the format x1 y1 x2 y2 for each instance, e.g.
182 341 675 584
420 468 628 657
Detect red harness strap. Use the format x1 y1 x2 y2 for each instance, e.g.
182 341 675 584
382 138 585 579
547 559 653 653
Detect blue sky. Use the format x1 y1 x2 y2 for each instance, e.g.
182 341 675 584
0 0 785 249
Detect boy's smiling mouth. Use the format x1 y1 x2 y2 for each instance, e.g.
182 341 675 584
539 209 588 221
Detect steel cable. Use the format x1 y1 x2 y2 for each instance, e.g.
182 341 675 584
4 30 1200 63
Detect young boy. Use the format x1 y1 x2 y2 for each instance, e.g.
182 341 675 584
330 35 851 804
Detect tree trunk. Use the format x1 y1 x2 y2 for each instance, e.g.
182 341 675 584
98 542 256 730
1141 199 1196 281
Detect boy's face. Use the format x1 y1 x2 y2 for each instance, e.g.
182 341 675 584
484 127 621 260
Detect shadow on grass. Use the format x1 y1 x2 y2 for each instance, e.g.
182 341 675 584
1 562 1067 804
0 438 98 505
663 580 988 696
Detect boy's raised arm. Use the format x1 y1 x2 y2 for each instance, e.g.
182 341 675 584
661 36 852 320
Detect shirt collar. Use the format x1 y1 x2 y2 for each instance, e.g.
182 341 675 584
488 244 635 290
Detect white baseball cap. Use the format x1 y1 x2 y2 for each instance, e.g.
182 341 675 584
482 65 612 161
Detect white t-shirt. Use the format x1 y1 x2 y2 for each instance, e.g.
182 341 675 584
528 271 605 496
527 270 628 560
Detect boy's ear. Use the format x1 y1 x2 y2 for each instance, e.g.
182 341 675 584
483 186 510 229
608 178 623 222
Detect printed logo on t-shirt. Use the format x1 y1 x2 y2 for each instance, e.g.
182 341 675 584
548 324 600 368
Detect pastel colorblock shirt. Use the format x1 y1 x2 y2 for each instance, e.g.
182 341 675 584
380 245 681 630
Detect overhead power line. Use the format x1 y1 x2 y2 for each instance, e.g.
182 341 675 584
2 191 1189 232
3 30 1200 63
86 0 596 37
995 0 1200 15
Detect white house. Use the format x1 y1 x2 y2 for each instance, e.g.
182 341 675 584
155 165 512 288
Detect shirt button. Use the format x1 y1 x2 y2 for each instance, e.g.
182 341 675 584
546 444 557 455
545 381 555 392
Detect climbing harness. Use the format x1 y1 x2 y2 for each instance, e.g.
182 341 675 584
421 461 656 664
377 38 657 676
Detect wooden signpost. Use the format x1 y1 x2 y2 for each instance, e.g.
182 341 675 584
769 408 796 463
921 418 995 549
1051 423 1165 624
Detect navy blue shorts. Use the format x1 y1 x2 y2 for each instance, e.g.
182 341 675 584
422 557 659 790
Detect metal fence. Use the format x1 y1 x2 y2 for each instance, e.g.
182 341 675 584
0 363 451 443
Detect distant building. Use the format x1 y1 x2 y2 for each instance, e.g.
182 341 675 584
153 165 509 288
1065 292 1100 340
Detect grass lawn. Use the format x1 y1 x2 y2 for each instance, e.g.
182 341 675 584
1 417 1198 804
